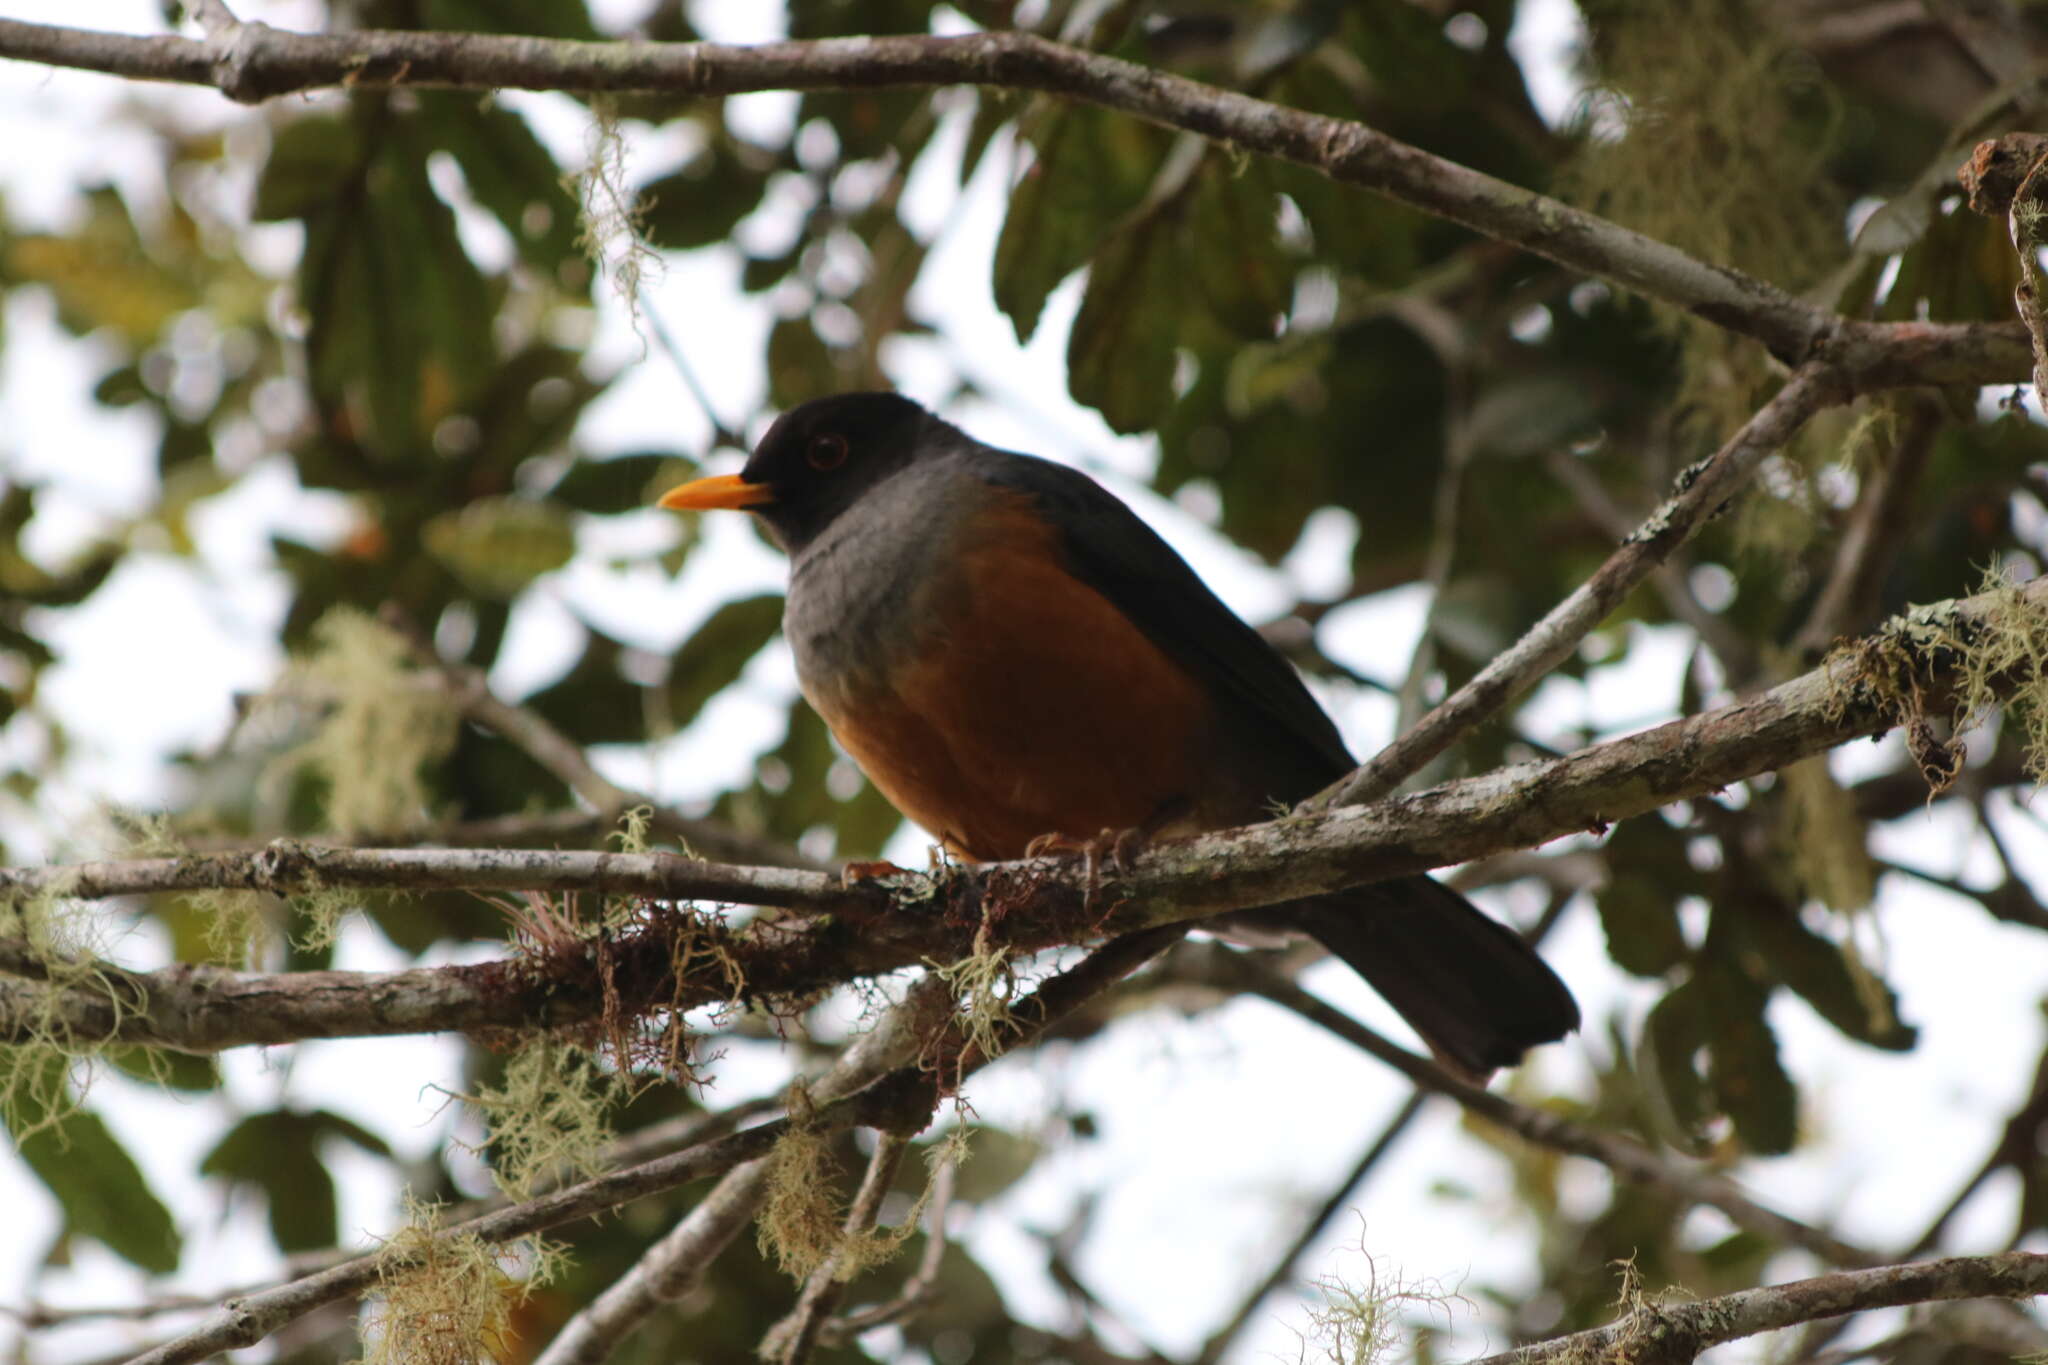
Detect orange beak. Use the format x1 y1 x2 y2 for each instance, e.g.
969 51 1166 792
657 473 776 511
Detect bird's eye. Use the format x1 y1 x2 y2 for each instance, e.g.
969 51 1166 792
807 433 850 471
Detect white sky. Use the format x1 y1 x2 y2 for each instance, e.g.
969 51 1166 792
3 2 2047 1363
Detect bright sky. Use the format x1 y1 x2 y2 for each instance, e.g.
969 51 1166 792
3 3 2047 1363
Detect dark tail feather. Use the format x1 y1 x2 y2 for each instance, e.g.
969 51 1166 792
1278 876 1579 1081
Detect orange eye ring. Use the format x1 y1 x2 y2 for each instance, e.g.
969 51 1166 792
807 433 850 471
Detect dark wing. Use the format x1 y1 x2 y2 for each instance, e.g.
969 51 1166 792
973 448 1354 795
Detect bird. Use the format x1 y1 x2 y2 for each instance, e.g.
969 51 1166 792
658 392 1578 1078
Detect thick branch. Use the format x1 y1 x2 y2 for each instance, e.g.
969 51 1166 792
4 575 2040 1052
0 19 2029 388
128 927 1177 1365
1465 1252 2048 1365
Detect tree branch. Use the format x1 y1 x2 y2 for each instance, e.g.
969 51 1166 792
381 604 819 870
1465 1252 2048 1365
1221 958 1877 1269
5 573 2041 1053
759 1132 913 1365
1320 363 1838 808
506 928 1177 1365
127 925 1176 1365
0 19 2028 390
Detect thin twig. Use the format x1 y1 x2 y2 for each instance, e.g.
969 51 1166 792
1318 364 1841 811
186 0 240 39
1190 886 1572 1365
380 604 818 869
1544 446 1758 682
817 1157 956 1344
1791 395 1945 656
640 302 747 451
1220 959 1877 1268
1190 1093 1426 1365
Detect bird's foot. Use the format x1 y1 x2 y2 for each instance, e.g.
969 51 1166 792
841 859 912 887
1024 827 1149 899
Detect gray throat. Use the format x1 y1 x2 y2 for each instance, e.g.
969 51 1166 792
782 461 970 700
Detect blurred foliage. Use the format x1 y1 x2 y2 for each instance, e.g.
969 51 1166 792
4 0 2048 1361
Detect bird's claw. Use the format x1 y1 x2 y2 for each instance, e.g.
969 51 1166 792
1024 826 1148 899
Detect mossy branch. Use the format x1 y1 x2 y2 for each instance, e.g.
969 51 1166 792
132 931 1172 1365
4 575 2043 1055
1465 1251 2048 1365
0 16 2028 390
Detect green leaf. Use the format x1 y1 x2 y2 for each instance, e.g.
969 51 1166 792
92 365 150 407
716 702 838 839
6 1054 181 1274
102 1047 221 1092
526 621 648 746
765 314 839 410
253 115 362 222
1738 904 1916 1050
3 188 200 345
420 94 584 280
1188 164 1290 339
1639 980 1710 1147
0 489 122 608
1697 955 1799 1154
1596 878 1689 979
640 150 765 254
993 103 1165 343
421 497 577 599
1594 819 1696 978
664 595 785 726
552 452 694 516
463 344 606 479
420 0 598 39
1067 212 1186 433
300 110 497 459
202 1110 340 1252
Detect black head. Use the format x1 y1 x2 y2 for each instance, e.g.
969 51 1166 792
658 392 938 552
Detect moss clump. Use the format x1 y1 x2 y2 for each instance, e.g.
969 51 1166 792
264 608 459 840
465 1034 626 1200
1563 0 1845 434
363 1199 560 1365
757 1083 846 1281
1826 568 2048 793
1291 1242 1457 1365
0 882 125 1134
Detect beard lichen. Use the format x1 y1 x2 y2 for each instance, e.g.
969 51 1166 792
758 1081 848 1281
1288 1238 1457 1365
0 879 128 1135
1562 0 1844 436
362 1196 561 1365
462 1033 627 1201
262 608 460 841
926 940 1020 1073
1824 569 2048 795
756 1090 964 1285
